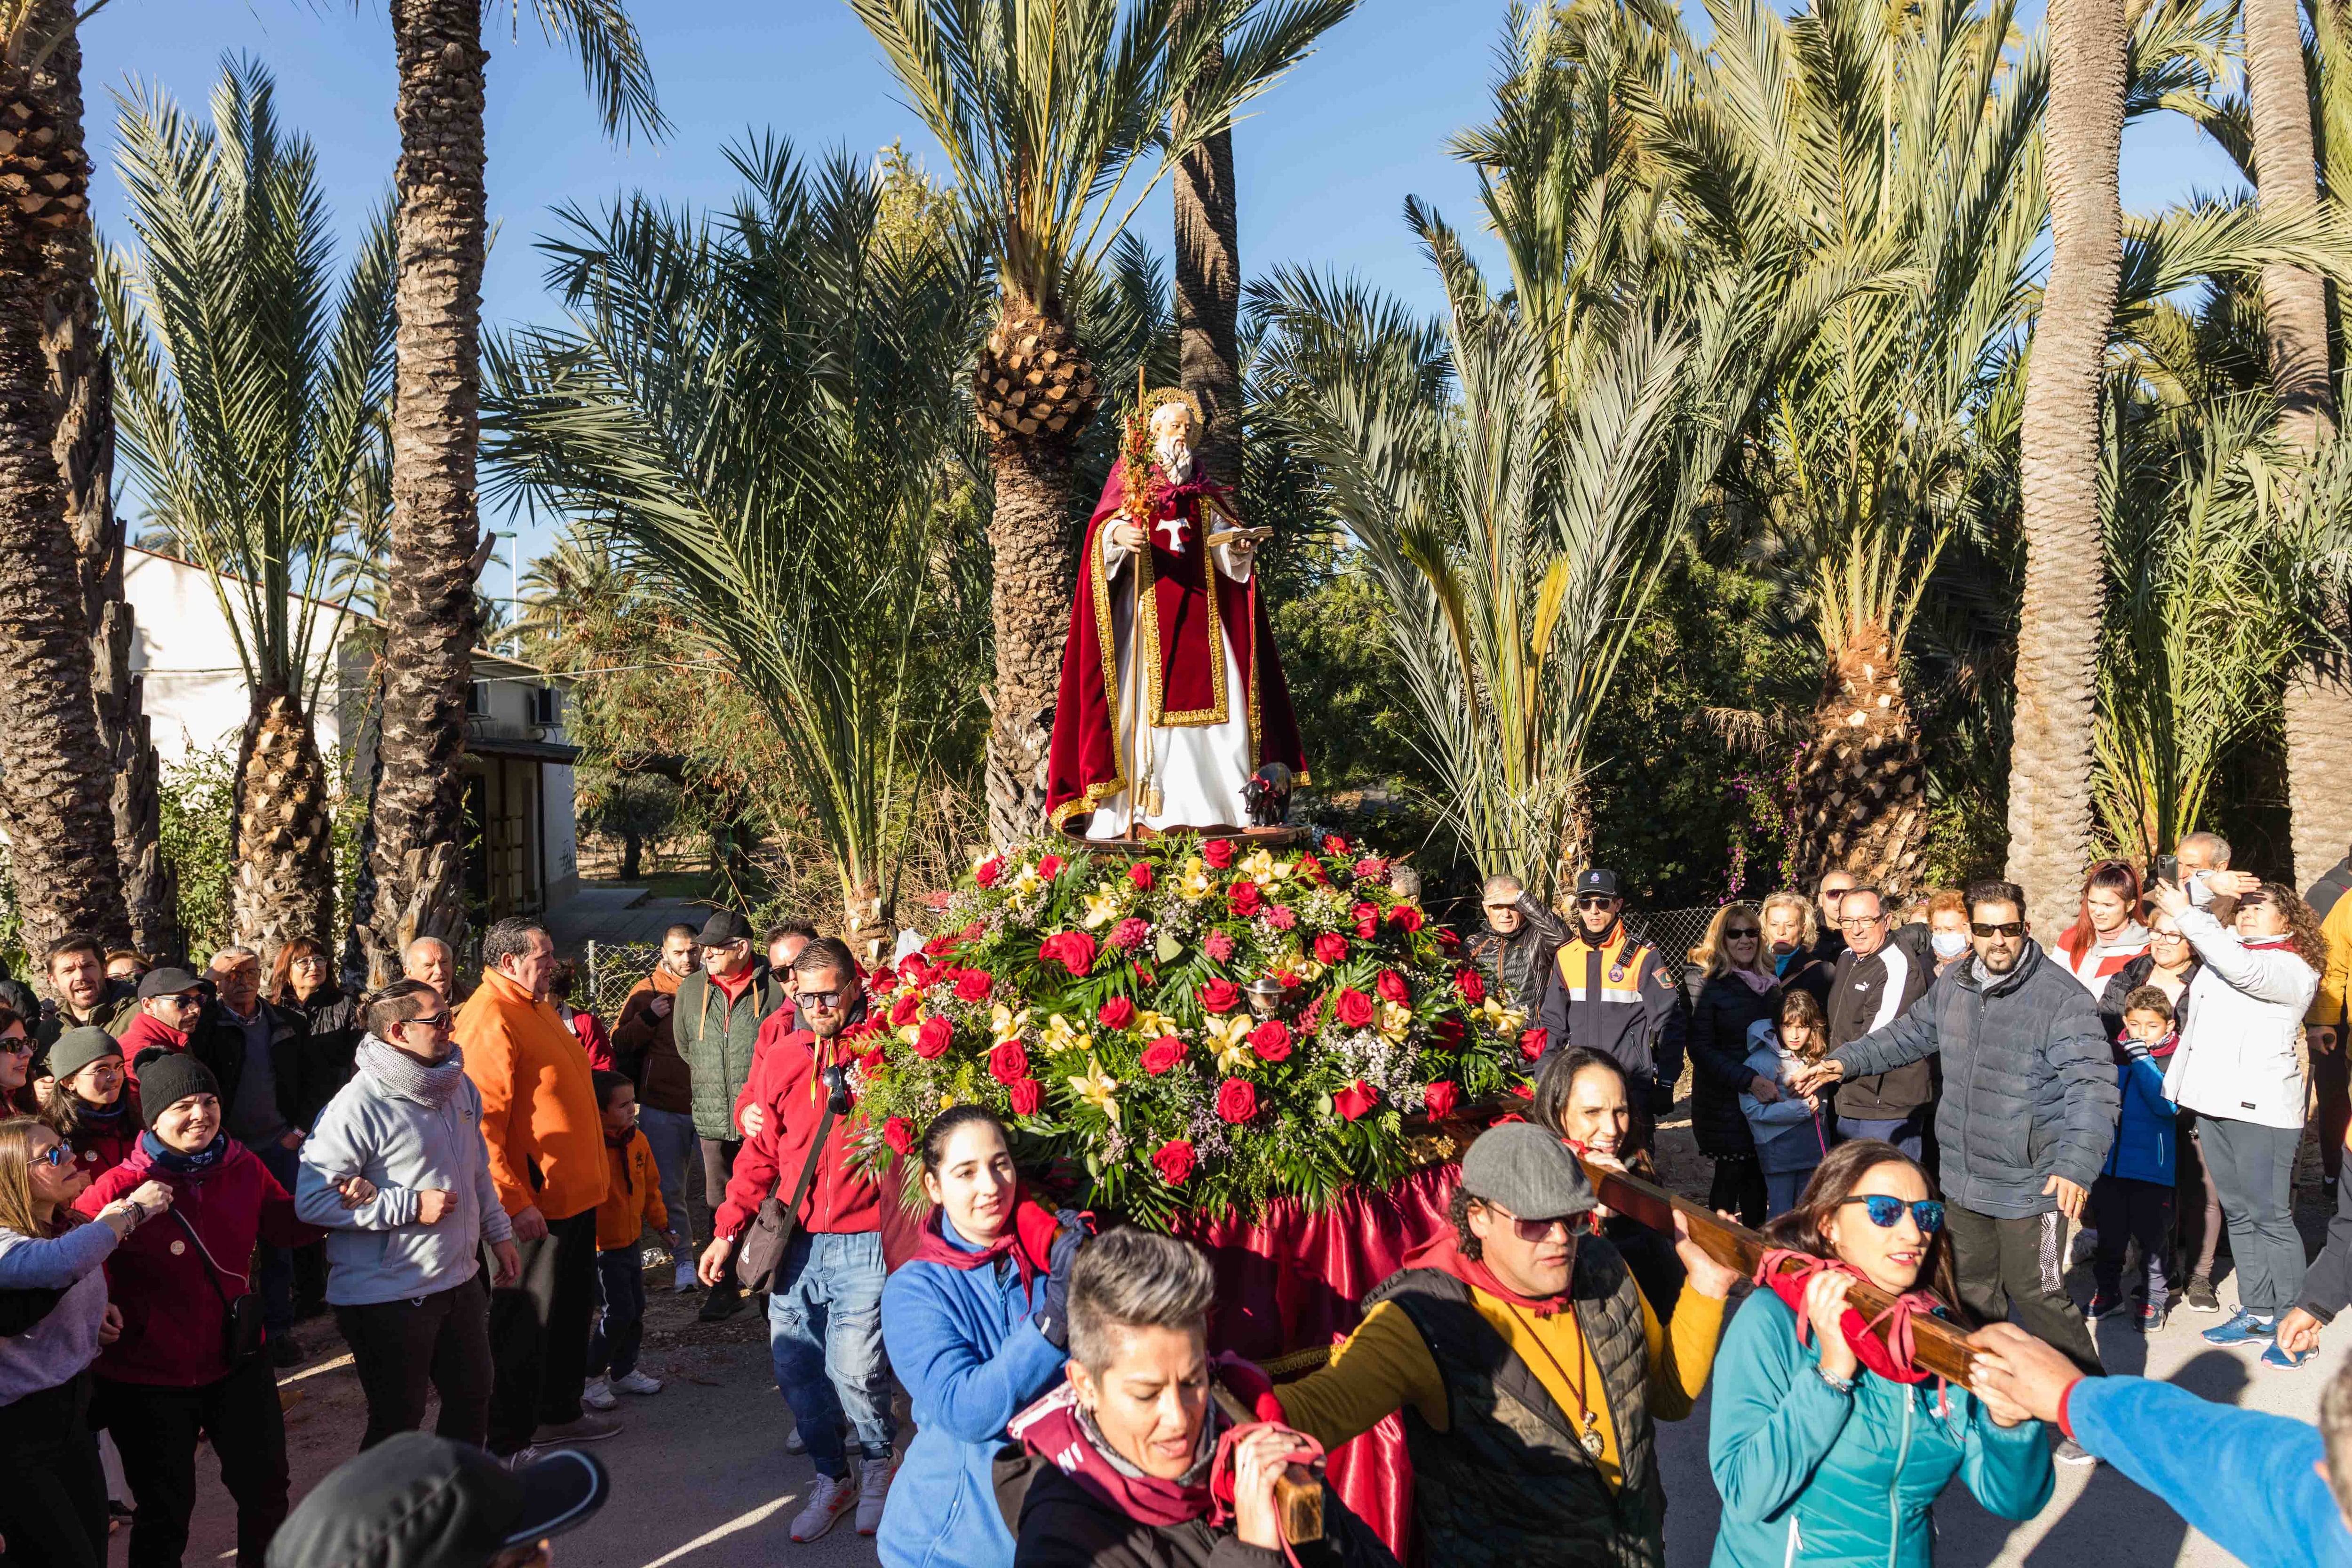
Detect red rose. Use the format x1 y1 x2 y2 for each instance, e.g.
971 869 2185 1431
1008 1077 1041 1116
1519 1026 1548 1062
1110 916 1151 951
987 1039 1029 1084
1215 1078 1258 1123
954 969 993 1003
1267 904 1297 931
1248 1019 1292 1063
1313 932 1348 966
1389 904 1425 934
1039 931 1097 977
1352 901 1380 939
901 955 935 988
889 992 921 1026
1296 853 1329 886
1376 970 1411 1005
1205 930 1236 963
1129 862 1155 891
1509 1081 1534 1099
1152 1138 1197 1186
1322 834 1350 855
1352 855 1388 880
1334 1080 1378 1122
883 1117 914 1156
1038 854 1065 881
1455 968 1486 1005
1200 978 1241 1014
1203 838 1235 869
1097 996 1136 1031
1141 1036 1186 1075
1435 928 1460 949
1334 987 1375 1029
914 1016 954 1059
1274 970 1303 988
1422 1080 1461 1119
975 856 1004 889
1228 880 1264 918
1434 1018 1465 1048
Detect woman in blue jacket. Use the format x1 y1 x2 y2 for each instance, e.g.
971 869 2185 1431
876 1106 1074 1568
1709 1138 2055 1566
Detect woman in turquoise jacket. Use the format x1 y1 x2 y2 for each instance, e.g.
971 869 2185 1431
1709 1139 2055 1566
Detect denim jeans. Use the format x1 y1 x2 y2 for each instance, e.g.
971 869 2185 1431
589 1247 647 1380
636 1107 699 1250
765 1230 894 1479
1836 1113 1926 1164
251 1139 302 1334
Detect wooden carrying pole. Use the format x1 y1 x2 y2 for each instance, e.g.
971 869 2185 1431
1576 1156 1983 1391
1209 1385 1324 1545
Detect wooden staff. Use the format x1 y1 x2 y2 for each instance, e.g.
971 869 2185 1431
1576 1155 1981 1390
1209 1385 1324 1545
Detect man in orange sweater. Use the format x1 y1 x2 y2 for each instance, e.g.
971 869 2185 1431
458 917 613 1457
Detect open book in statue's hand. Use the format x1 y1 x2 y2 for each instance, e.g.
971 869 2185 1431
1205 525 1272 548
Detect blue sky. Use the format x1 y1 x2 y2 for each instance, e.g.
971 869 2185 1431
85 0 2249 575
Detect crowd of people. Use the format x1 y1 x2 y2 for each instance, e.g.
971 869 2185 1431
1 845 2351 1568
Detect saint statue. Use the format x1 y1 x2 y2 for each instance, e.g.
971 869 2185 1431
1045 388 1307 839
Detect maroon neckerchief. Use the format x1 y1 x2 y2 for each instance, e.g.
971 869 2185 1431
1404 1227 1571 1318
2114 1026 2179 1065
1010 1382 1224 1527
905 1197 1057 1293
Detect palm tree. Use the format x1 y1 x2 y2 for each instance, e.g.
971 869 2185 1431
484 141 983 921
2006 0 2128 933
101 57 396 956
0 0 131 961
364 0 663 983
851 0 1358 846
1173 0 1241 486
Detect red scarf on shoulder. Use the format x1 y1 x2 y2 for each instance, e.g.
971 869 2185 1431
1403 1227 1571 1318
905 1197 1061 1293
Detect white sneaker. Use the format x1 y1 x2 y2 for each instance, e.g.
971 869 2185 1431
674 1260 698 1294
610 1369 663 1396
789 1473 857 1542
581 1377 618 1412
855 1456 895 1536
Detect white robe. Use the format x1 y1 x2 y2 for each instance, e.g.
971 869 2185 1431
1080 523 1258 839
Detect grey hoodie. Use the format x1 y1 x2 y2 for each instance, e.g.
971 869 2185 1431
294 1036 514 1306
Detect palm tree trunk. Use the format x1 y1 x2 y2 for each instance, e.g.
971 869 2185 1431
232 686 336 955
0 7 129 963
366 0 485 981
1794 624 1930 900
1173 0 1242 490
2006 0 2127 933
983 422 1078 847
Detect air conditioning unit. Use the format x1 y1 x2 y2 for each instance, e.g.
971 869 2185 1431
528 685 561 728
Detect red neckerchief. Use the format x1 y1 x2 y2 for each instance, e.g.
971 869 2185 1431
1404 1226 1571 1318
905 1195 1058 1292
710 966 756 1003
1754 1248 1951 1412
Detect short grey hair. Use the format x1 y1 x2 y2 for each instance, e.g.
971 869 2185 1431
209 946 258 966
1481 875 1524 905
404 936 452 964
2323 1358 2352 1517
481 919 548 971
1067 1228 1216 1372
2178 830 2232 868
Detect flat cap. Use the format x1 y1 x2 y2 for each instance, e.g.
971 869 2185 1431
696 910 752 947
1460 1122 1597 1223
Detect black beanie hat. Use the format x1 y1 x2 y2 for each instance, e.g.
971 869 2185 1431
134 1050 218 1128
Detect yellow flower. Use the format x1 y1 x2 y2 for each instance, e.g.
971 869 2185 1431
1081 883 1122 929
989 1003 1031 1046
1239 847 1278 884
1044 1013 1092 1055
896 1023 923 1047
939 1090 958 1109
1295 957 1327 982
1205 1012 1255 1073
1480 997 1527 1033
1135 1008 1182 1038
1177 857 1214 901
1379 1001 1414 1041
1067 1057 1121 1127
1010 864 1043 898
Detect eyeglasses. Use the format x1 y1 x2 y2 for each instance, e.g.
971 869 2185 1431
1724 927 1761 939
1969 921 2024 938
1839 911 1886 929
31 1144 70 1169
1838 1195 1944 1233
799 990 842 1010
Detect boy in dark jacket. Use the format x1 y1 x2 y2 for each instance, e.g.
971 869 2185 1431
2088 987 2179 1331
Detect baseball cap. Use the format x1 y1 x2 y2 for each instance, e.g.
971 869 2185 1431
136 965 205 999
696 910 752 947
1460 1122 1598 1223
267 1434 609 1568
1573 869 1623 900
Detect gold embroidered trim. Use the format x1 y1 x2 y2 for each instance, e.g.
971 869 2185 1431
1151 510 1228 728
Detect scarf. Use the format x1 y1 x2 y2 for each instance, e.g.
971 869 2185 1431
1753 1248 1951 1412
1727 966 1776 995
356 1034 469 1108
77 1093 130 1127
2114 1026 2179 1064
906 1199 1059 1293
606 1129 635 1191
1011 1381 1226 1528
1403 1226 1572 1318
140 1129 227 1175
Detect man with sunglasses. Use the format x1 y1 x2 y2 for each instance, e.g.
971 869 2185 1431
671 910 791 1321
1267 1124 1739 1565
1796 879 2115 1427
1465 873 1570 1017
1536 868 1686 1114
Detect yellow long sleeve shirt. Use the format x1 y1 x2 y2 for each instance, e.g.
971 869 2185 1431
1273 1279 1725 1491
2311 892 2352 1028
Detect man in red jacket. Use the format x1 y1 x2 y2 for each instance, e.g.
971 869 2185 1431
697 936 896 1544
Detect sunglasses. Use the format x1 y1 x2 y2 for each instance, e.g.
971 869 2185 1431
1838 1195 1944 1233
31 1144 70 1169
1483 1202 1574 1243
161 993 205 1008
0 1035 29 1055
402 1012 453 1032
1969 921 2024 938
1724 927 1761 939
1575 896 1619 910
799 989 842 1010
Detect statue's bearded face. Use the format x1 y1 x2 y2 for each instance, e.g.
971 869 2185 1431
1151 406 1194 482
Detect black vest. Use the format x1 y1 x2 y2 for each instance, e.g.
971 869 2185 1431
1360 1239 1664 1568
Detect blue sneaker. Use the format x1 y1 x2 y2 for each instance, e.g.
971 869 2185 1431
2202 1309 2276 1346
2261 1341 2314 1369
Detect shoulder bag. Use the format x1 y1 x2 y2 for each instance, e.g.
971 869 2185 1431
733 1063 853 1295
171 1209 266 1368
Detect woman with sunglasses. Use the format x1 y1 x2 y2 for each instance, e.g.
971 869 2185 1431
1685 902 1778 1226
0 1116 170 1568
38 1027 141 1184
1709 1139 2053 1567
0 1004 34 1114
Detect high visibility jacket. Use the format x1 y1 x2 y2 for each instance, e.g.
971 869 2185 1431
1536 924 1685 1090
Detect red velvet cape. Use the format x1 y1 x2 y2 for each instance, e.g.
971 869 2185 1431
1044 459 1307 831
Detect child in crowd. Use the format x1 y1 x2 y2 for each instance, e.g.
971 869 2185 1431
586 1070 666 1410
2089 985 2179 1331
1740 989 1832 1217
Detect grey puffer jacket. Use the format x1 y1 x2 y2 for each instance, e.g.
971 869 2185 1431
1830 940 2117 1218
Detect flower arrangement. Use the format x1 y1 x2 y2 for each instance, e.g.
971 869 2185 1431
847 832 1532 1227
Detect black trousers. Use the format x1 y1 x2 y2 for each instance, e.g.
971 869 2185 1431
699 1137 746 1313
1707 1156 1767 1230
334 1273 494 1451
0 1370 107 1568
486 1209 599 1455
589 1247 647 1380
95 1357 289 1568
2089 1174 2175 1311
1944 1203 2103 1375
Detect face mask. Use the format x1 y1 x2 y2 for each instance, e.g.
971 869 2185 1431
1931 930 1969 960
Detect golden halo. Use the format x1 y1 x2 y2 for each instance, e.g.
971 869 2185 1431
1141 386 1204 426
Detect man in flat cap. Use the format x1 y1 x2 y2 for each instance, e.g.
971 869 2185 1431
1258 1124 1739 1566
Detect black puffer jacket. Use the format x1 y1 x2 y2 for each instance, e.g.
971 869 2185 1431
282 985 364 1130
1832 940 2117 1218
1687 971 1780 1158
